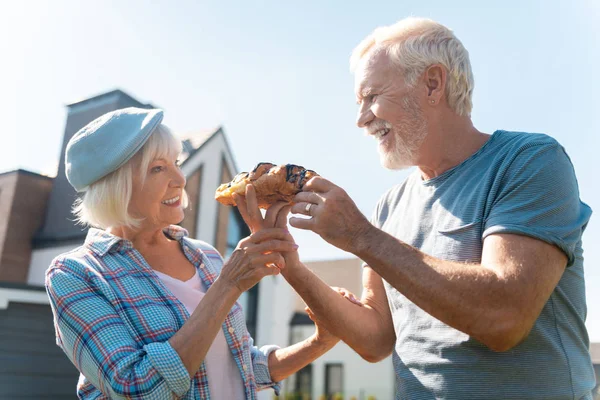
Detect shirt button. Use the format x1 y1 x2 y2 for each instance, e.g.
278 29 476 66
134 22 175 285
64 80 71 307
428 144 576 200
199 263 205 269
228 327 235 334
242 365 247 371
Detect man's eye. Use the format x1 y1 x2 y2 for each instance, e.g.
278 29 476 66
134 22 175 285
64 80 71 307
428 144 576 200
371 95 378 103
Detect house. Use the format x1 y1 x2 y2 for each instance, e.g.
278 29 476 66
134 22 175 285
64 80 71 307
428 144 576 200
0 89 394 399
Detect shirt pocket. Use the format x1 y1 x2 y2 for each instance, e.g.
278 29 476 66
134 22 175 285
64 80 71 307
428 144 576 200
433 219 483 263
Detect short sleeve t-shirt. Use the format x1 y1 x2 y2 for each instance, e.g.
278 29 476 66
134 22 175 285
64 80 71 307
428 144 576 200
371 130 594 399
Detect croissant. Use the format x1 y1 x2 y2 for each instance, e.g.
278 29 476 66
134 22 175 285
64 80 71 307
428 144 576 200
215 162 318 209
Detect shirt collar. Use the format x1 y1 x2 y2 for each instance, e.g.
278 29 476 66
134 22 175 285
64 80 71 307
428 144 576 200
85 225 190 257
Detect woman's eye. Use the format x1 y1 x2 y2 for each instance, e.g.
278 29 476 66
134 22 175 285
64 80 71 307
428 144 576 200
151 166 163 173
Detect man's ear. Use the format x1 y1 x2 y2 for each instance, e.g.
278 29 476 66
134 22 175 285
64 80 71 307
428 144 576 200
423 64 446 106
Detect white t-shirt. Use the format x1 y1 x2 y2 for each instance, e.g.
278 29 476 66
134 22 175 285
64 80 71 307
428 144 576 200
154 269 246 400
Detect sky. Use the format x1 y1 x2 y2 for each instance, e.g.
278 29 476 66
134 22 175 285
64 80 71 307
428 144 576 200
2 0 599 340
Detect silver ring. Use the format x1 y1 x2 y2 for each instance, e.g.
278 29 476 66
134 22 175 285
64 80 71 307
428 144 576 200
305 203 312 214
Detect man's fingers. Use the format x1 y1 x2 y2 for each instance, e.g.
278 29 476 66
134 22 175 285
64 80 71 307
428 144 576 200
294 191 324 205
289 216 316 231
276 205 292 229
303 176 333 193
291 202 318 216
264 201 290 228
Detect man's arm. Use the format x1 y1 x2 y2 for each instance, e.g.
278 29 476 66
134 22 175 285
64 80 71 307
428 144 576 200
231 184 395 362
353 228 566 352
281 262 396 362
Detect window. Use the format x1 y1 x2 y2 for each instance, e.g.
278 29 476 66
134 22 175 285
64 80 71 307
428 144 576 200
224 208 259 340
325 363 344 399
294 364 313 399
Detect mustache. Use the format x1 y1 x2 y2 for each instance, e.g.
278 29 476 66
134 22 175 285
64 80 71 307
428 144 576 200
364 120 393 136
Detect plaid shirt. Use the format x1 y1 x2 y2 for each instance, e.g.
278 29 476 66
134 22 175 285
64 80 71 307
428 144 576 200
45 225 280 399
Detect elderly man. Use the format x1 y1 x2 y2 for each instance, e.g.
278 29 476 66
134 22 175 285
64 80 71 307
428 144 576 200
281 17 596 399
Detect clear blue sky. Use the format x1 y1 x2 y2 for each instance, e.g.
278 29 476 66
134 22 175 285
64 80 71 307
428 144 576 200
3 0 599 340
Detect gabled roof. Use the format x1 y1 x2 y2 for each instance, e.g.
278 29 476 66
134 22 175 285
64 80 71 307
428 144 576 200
66 89 156 110
179 126 238 173
179 127 222 164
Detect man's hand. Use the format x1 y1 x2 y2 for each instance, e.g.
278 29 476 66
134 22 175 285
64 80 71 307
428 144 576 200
290 177 372 252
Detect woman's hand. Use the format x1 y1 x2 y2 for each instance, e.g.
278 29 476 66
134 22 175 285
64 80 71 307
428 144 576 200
232 185 291 233
219 228 298 294
233 185 300 267
305 286 363 345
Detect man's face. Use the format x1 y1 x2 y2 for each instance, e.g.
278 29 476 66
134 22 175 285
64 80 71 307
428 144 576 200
354 49 428 170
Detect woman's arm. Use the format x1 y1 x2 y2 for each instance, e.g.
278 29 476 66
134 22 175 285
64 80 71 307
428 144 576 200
266 288 359 382
46 229 296 399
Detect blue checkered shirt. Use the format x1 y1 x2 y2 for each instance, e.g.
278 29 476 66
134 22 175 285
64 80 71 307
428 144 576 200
45 225 280 399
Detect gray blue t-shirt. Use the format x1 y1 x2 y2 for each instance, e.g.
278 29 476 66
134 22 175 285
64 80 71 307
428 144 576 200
370 130 595 399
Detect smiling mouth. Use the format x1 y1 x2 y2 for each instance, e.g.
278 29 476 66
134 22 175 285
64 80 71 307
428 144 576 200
162 196 180 205
372 128 390 140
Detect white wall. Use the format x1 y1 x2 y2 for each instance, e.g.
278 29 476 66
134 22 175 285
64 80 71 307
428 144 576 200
288 325 394 400
0 287 49 309
256 274 294 400
255 274 395 400
181 131 236 247
27 244 80 286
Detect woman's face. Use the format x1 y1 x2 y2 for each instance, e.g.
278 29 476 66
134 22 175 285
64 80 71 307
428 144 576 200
129 154 186 230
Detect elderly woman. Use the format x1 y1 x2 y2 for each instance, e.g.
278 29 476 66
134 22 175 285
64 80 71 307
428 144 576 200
45 107 348 400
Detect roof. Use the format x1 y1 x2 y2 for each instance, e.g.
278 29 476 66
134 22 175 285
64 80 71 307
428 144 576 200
179 127 222 164
591 342 600 364
66 89 156 110
0 169 53 180
179 126 238 173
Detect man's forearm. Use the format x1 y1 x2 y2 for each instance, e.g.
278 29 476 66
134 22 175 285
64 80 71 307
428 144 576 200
352 225 533 350
268 334 337 382
282 263 392 361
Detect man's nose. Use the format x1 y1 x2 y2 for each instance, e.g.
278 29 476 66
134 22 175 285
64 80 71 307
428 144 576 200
356 106 375 128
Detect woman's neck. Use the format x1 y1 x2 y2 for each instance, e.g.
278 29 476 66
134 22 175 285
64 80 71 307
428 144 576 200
107 225 173 251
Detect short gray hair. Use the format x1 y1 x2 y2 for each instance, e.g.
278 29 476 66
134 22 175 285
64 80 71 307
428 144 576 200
73 124 189 229
350 17 474 117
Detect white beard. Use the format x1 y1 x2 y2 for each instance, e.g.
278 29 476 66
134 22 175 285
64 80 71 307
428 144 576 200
379 97 428 170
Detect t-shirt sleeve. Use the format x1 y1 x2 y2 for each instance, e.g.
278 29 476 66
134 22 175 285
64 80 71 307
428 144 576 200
482 141 592 267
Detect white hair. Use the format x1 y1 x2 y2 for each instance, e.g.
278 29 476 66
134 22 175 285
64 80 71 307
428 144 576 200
350 17 474 117
73 124 189 229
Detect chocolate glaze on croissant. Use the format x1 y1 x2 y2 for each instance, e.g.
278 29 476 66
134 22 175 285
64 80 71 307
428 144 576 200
215 162 318 209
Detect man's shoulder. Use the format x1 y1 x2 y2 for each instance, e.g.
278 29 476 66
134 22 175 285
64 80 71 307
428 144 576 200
493 130 562 153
